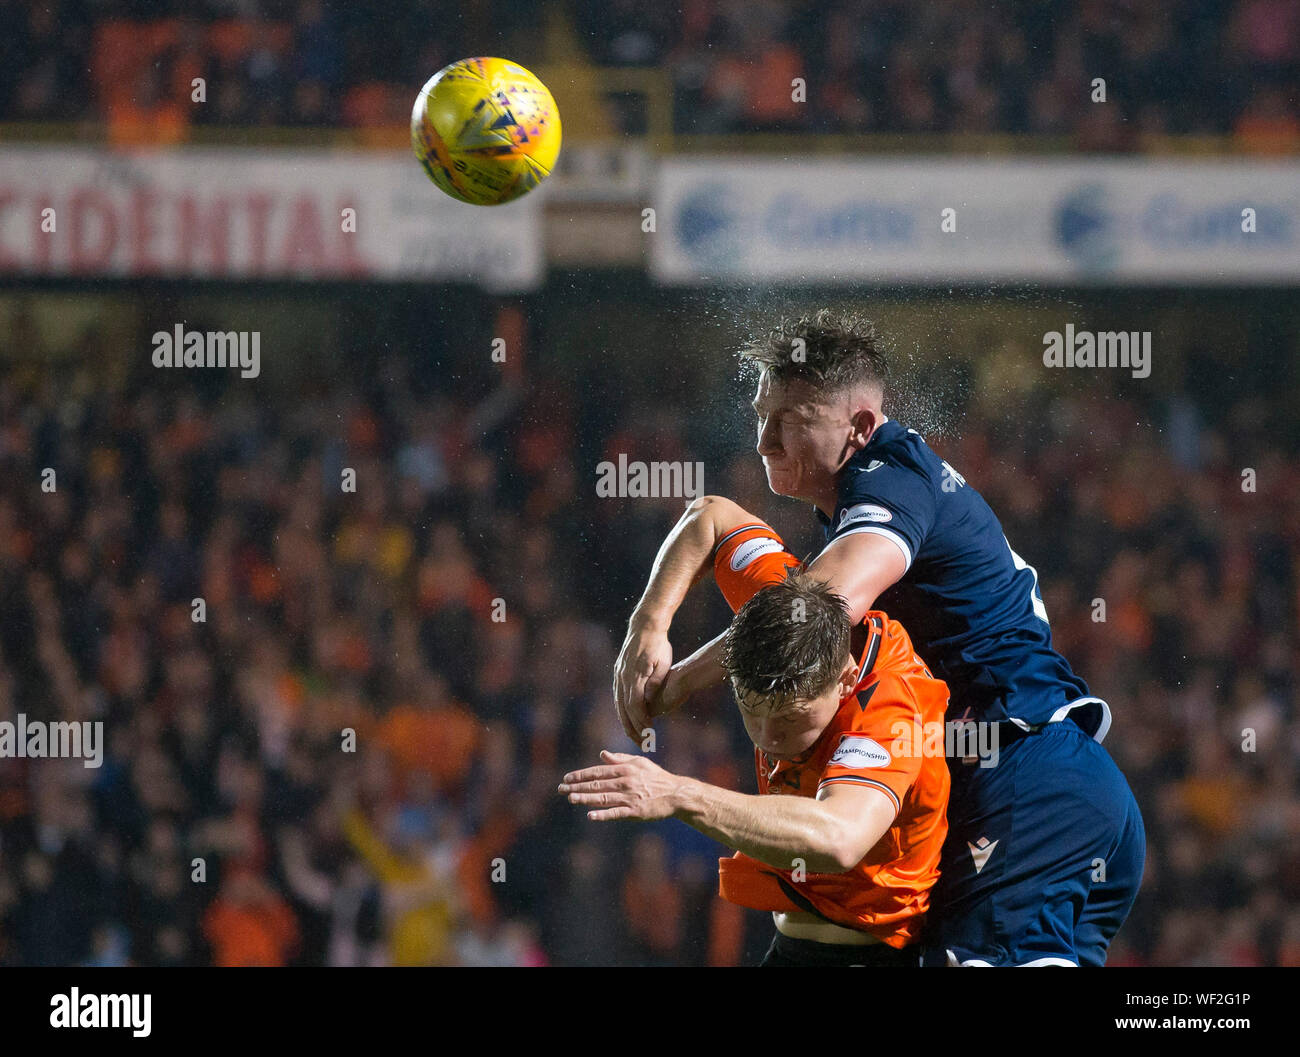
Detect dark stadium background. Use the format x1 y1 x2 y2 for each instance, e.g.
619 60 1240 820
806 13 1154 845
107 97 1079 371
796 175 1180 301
0 0 1298 967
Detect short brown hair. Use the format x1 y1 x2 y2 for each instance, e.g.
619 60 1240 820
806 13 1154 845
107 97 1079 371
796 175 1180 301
738 308 888 396
722 571 853 715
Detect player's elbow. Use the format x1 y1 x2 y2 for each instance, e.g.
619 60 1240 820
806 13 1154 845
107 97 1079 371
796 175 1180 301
829 841 868 874
686 494 723 516
818 816 889 873
801 849 849 874
687 494 747 532
691 494 743 520
811 846 860 875
810 820 868 874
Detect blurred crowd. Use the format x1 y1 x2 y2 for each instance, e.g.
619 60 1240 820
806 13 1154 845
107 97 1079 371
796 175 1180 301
0 321 763 967
0 300 1297 966
0 0 1295 149
588 0 1300 147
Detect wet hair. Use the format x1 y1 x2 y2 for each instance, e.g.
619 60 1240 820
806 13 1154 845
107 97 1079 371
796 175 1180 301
738 308 889 397
722 571 852 715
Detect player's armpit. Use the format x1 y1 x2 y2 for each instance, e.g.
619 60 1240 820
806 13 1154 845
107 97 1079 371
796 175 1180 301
813 780 900 872
804 529 908 623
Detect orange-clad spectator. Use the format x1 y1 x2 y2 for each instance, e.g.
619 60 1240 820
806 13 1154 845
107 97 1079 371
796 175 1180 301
416 522 495 614
202 869 299 967
455 809 517 928
621 833 682 962
346 405 381 454
744 44 805 127
699 30 808 128
514 382 575 476
1233 86 1300 155
376 674 479 792
90 21 145 107
105 78 189 146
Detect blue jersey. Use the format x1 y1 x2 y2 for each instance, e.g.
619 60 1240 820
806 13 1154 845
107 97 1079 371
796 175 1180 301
817 419 1107 737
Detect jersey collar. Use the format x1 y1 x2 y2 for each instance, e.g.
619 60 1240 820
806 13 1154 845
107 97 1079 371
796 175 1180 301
816 419 903 528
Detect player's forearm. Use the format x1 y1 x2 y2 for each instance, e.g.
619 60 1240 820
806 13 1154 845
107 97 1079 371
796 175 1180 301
628 495 736 630
673 777 850 874
670 630 727 697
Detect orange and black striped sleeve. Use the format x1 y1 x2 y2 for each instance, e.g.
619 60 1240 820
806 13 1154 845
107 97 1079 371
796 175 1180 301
712 521 801 614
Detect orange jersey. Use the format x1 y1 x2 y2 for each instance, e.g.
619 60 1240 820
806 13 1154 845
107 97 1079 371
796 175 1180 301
711 521 951 949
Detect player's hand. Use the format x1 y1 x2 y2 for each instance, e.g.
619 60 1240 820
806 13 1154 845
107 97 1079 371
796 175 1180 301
613 620 673 742
649 662 691 717
558 750 682 821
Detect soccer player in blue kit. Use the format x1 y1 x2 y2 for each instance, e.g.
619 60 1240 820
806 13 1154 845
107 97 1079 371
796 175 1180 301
614 310 1146 967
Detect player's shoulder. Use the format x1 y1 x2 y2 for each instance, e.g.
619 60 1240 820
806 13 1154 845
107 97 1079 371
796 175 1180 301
859 420 934 464
839 421 942 495
870 611 924 668
845 612 951 717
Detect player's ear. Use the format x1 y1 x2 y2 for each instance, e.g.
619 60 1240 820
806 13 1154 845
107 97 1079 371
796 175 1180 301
837 656 859 696
847 404 880 450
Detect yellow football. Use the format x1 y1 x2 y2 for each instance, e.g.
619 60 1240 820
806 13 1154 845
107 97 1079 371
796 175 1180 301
411 56 562 206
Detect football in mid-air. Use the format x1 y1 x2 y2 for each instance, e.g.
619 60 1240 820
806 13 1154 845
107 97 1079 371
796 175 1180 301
411 56 561 206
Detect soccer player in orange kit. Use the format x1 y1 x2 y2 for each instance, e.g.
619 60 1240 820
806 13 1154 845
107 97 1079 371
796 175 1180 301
560 497 951 966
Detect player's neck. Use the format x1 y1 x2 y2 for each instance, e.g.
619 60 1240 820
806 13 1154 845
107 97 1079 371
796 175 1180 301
812 486 839 519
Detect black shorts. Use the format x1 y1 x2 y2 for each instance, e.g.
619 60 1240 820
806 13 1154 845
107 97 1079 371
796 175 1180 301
761 931 919 967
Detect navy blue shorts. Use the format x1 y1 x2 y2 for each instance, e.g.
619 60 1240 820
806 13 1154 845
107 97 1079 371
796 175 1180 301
920 718 1146 967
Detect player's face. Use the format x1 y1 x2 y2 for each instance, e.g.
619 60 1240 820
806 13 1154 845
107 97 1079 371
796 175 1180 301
740 700 827 761
736 661 858 761
752 373 853 503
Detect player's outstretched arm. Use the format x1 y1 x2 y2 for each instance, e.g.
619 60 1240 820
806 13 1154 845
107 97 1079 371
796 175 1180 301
613 495 754 741
560 751 896 874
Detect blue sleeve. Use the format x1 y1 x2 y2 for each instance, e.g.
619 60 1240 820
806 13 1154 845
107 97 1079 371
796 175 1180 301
826 461 936 571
